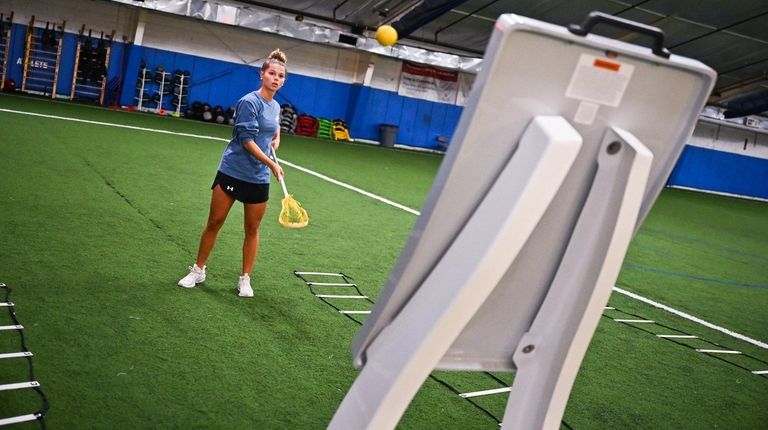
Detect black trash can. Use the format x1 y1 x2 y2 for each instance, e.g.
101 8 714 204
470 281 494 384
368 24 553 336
379 124 398 148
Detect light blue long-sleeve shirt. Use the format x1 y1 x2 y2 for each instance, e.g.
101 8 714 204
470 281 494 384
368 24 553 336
218 91 280 184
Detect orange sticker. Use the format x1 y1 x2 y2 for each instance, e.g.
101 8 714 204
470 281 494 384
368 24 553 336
593 59 621 71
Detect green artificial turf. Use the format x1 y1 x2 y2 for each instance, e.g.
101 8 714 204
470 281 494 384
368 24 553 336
1 93 766 429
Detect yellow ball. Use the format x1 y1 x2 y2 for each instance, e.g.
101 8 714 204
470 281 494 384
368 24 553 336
375 25 398 47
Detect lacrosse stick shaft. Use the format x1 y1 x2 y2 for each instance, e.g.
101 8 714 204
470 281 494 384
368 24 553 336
271 147 290 198
279 175 289 198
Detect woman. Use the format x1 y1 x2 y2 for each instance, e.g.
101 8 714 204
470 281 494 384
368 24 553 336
178 49 287 298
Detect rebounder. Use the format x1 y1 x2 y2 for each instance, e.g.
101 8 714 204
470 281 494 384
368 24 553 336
329 12 716 430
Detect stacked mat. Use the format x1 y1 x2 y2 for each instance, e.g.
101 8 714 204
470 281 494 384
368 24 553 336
317 118 333 139
280 104 298 133
332 119 352 141
295 114 319 137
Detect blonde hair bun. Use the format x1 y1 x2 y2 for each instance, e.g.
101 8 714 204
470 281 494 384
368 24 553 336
269 49 287 64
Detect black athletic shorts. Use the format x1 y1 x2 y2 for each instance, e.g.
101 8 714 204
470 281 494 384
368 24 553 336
212 171 270 204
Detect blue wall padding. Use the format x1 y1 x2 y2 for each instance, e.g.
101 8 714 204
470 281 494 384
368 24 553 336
119 42 145 104
345 87 462 148
345 84 364 123
4 23 126 101
668 145 768 199
3 23 464 148
5 24 30 85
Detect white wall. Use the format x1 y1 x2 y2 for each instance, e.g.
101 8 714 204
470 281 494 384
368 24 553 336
369 55 401 92
3 0 388 85
4 0 137 42
3 0 485 106
689 121 768 159
141 10 367 83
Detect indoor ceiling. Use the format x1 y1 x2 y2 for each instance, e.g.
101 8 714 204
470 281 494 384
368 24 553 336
237 0 768 118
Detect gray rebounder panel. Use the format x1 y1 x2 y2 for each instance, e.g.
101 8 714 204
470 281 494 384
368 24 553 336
332 12 716 430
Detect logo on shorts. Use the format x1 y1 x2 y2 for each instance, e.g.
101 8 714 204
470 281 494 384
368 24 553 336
226 186 234 191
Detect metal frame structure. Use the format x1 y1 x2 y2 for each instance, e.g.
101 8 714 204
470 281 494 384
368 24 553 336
21 16 65 98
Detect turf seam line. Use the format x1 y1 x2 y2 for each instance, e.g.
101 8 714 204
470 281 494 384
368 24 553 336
81 158 193 256
622 262 768 290
638 227 768 264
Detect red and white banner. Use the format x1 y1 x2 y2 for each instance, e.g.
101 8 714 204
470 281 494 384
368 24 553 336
398 62 459 104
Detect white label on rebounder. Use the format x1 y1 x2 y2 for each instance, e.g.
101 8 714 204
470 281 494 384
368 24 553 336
566 54 634 107
573 101 599 125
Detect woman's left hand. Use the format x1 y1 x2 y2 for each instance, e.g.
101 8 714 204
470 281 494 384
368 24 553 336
271 135 280 152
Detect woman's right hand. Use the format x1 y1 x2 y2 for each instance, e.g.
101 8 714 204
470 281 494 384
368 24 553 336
271 162 284 180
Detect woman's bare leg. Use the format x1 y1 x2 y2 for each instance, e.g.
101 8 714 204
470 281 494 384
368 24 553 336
242 201 267 275
195 185 236 267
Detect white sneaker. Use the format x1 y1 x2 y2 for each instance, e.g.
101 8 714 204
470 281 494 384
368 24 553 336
238 274 254 298
178 264 206 288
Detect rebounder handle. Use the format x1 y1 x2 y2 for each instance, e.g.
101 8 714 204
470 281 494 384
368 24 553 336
568 11 671 58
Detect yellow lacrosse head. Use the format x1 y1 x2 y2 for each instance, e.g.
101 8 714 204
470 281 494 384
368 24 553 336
279 194 309 228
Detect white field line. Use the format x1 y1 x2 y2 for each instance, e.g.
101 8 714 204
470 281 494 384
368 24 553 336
0 108 227 142
3 107 765 350
0 107 422 216
613 286 767 350
277 159 421 215
668 185 768 203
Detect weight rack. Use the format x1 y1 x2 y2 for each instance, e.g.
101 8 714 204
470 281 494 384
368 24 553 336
171 70 190 117
135 64 171 114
